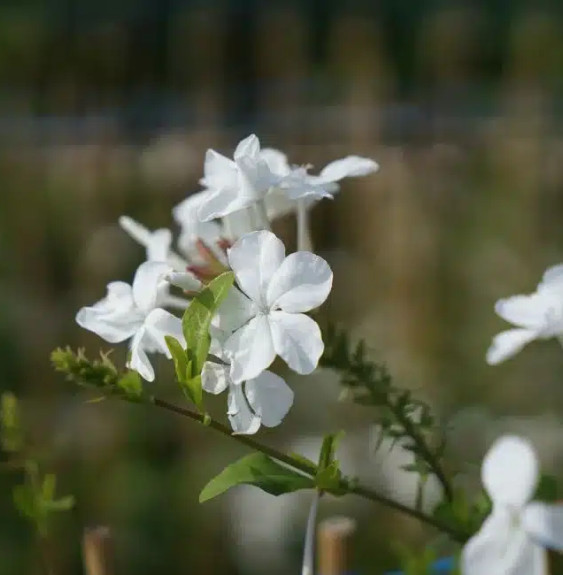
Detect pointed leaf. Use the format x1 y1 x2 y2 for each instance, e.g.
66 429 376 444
165 336 189 384
183 272 235 377
199 453 314 503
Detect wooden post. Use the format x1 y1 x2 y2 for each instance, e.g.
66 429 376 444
317 516 357 575
82 526 115 575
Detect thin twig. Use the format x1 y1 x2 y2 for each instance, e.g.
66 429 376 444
148 396 468 542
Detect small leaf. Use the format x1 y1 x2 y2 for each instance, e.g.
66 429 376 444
318 431 345 471
42 474 56 501
199 453 314 503
44 495 75 512
165 336 189 384
315 461 345 495
13 484 37 520
182 272 235 378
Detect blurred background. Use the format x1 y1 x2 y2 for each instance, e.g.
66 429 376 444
3 0 563 573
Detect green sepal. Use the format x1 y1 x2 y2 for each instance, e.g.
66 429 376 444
199 453 315 503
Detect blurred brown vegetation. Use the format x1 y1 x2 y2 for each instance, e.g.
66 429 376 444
2 2 563 574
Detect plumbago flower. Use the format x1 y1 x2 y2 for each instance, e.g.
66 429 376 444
76 262 192 381
487 264 563 365
197 135 280 222
462 435 563 575
214 230 333 383
119 215 188 271
201 335 293 435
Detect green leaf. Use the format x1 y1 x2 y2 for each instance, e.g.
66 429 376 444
42 474 56 501
535 473 559 502
315 461 345 495
199 453 314 503
13 484 37 520
318 431 345 471
1 392 23 453
182 272 235 377
165 336 189 384
44 495 75 512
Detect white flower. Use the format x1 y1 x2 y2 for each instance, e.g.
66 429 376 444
172 191 224 261
261 147 379 206
201 337 294 435
215 230 333 383
487 264 563 365
76 262 190 381
118 215 188 271
462 435 563 575
197 135 280 222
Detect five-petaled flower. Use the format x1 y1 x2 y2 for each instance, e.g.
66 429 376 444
214 230 333 383
76 262 190 382
197 134 279 221
487 264 563 365
201 335 294 435
462 435 563 575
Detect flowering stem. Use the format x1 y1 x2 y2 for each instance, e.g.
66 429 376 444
296 199 312 251
254 200 271 231
148 396 468 542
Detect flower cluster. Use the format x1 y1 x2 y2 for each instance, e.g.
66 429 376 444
76 134 378 434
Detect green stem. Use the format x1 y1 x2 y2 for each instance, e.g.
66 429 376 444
390 400 453 502
148 396 468 542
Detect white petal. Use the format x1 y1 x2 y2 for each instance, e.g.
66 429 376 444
235 156 275 199
319 156 379 182
245 371 294 427
486 328 538 365
143 309 185 356
201 149 237 190
228 231 286 305
76 283 142 343
539 264 563 289
128 328 156 382
260 148 290 176
167 271 202 292
267 252 333 313
482 435 538 508
132 261 172 312
119 215 152 246
234 134 260 161
269 311 323 375
76 306 141 343
495 295 550 330
197 186 252 221
524 502 563 552
172 190 210 227
214 287 256 334
228 384 262 435
201 362 230 395
146 228 172 262
462 509 546 575
224 315 276 383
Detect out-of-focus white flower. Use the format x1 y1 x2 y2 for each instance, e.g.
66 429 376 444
487 264 563 365
172 191 224 261
118 215 188 271
76 262 191 381
215 230 332 383
462 435 563 575
197 135 280 222
201 337 293 435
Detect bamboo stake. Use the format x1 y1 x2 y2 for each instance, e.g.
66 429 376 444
82 527 115 575
317 516 357 575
